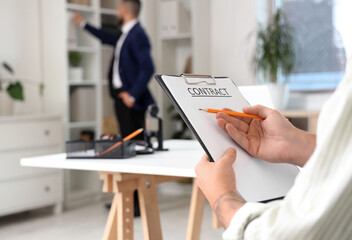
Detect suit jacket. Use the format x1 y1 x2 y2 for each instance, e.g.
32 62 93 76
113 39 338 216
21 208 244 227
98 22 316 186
84 22 155 112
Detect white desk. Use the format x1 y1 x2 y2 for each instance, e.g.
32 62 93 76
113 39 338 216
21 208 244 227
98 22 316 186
21 140 212 240
22 140 202 178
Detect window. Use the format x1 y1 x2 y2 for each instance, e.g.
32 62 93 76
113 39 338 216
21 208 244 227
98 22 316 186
277 0 350 91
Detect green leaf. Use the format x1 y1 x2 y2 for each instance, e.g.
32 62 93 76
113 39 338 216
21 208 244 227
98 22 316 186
39 83 45 97
6 82 24 101
69 52 82 67
2 62 14 74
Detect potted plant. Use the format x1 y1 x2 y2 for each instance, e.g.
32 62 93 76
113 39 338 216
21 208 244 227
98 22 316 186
253 9 295 110
0 62 44 116
69 51 84 82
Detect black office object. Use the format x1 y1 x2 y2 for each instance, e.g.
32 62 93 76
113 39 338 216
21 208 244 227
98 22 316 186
138 104 168 154
66 139 136 159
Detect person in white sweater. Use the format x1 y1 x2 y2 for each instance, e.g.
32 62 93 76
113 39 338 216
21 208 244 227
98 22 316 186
195 57 352 240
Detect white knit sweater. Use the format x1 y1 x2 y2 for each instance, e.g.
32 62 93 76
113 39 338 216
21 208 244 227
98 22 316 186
223 58 352 240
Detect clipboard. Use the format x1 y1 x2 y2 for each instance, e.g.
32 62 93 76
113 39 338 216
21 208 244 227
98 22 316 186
155 74 299 201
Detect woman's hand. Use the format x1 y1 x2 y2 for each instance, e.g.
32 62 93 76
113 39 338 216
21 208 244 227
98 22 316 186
217 105 316 167
195 148 246 228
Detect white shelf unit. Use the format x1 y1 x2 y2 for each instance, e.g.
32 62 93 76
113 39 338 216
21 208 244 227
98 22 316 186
152 0 211 139
68 121 97 129
100 8 116 15
160 33 192 41
68 46 97 53
65 0 119 207
69 81 97 86
67 3 95 12
155 0 193 138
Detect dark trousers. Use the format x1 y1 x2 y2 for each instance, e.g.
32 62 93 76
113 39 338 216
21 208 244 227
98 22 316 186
114 97 145 140
113 96 145 216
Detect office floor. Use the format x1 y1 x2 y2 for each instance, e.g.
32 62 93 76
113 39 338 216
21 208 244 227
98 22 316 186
0 183 223 240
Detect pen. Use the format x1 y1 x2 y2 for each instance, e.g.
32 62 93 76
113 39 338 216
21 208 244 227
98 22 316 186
199 108 263 120
98 128 143 157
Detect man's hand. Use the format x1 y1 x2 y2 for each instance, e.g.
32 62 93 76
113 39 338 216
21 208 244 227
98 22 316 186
195 148 246 228
118 91 135 108
71 11 84 26
217 105 316 167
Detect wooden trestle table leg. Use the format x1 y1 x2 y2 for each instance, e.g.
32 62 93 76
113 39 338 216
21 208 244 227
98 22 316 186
99 172 184 240
186 180 206 240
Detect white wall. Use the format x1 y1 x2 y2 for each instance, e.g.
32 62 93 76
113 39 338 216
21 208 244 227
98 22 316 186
40 0 67 117
0 0 66 116
192 0 211 74
209 0 257 86
0 0 43 114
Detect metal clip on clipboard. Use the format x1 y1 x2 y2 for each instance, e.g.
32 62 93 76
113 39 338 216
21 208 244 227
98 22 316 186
181 74 216 85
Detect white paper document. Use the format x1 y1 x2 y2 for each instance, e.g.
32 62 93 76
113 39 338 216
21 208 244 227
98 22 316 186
157 75 299 201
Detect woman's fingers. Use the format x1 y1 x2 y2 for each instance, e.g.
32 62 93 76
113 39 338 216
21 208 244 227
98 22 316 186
225 123 250 151
221 108 252 124
217 118 247 135
217 112 249 133
217 148 237 166
216 112 253 155
217 118 228 132
243 105 274 119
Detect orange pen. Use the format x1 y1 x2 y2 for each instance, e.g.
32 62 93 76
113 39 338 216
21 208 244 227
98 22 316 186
98 128 143 157
199 108 263 120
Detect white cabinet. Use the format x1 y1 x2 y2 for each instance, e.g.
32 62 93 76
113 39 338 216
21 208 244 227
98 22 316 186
160 1 191 38
155 0 193 138
0 115 63 217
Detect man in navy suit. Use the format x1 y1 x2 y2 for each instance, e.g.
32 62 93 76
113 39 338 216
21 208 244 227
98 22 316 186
72 0 155 140
72 0 154 216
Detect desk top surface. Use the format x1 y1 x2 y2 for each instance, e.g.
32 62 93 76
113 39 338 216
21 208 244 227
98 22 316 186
21 140 204 178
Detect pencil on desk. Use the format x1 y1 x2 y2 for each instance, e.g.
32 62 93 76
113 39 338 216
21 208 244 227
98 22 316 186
199 108 263 120
98 128 143 157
